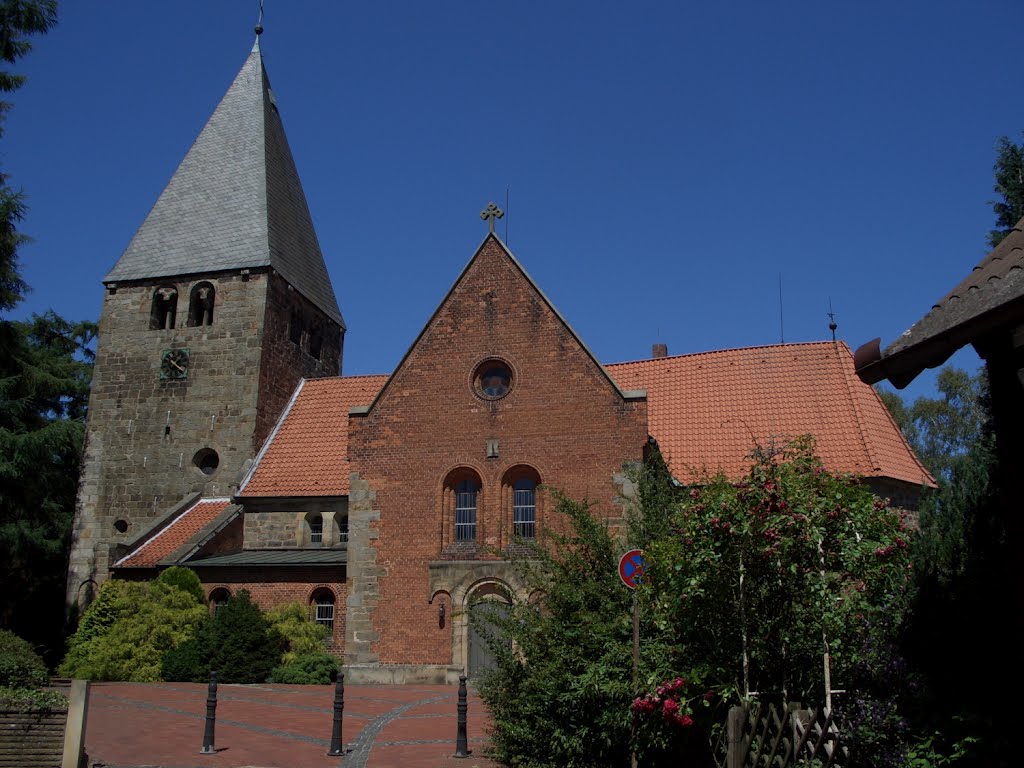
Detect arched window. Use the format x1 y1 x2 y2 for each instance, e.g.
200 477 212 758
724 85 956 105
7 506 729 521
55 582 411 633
209 587 231 616
150 285 178 330
309 514 323 544
443 468 482 546
503 466 541 542
513 478 537 538
311 588 335 631
188 282 215 326
454 479 479 541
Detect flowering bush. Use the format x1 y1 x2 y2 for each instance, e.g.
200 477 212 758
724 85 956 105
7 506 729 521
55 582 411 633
633 677 694 728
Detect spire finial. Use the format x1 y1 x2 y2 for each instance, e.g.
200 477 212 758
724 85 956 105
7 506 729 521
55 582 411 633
828 298 838 341
255 0 265 37
480 202 504 234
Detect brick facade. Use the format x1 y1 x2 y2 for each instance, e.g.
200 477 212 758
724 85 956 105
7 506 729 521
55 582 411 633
345 237 647 679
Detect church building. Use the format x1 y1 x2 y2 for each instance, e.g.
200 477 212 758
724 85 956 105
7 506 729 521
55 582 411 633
67 36 932 683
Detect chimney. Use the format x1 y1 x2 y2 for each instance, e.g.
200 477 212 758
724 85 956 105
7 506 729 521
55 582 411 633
652 343 668 359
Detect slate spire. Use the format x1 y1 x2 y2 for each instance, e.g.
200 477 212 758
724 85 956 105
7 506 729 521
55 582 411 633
105 42 344 328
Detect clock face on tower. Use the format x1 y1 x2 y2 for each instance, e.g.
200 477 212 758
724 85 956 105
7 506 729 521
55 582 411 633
159 348 190 380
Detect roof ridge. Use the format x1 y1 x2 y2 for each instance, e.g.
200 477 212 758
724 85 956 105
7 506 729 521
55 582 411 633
607 340 846 368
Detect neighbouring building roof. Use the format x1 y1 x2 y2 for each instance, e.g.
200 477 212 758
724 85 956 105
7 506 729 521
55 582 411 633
241 341 932 496
104 39 344 328
112 498 235 569
856 216 1024 388
238 374 389 497
608 341 933 487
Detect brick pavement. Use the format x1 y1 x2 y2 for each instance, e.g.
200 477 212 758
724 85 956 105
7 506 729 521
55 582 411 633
85 681 501 768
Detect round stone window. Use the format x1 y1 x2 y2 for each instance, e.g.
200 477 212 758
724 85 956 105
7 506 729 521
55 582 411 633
193 448 220 475
474 359 513 400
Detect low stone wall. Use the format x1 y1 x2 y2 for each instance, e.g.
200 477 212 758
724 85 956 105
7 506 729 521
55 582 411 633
0 709 66 768
0 680 89 768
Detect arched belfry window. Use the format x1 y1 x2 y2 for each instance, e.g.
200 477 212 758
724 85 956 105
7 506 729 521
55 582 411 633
443 468 482 547
150 285 178 330
289 309 303 345
309 323 323 360
188 282 215 327
503 466 541 542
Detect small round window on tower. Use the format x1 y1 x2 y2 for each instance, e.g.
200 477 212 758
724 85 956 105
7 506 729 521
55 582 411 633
193 448 220 475
473 359 513 400
113 519 129 534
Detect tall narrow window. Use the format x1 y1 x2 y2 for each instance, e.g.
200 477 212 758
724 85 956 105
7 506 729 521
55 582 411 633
312 589 335 631
150 285 178 330
188 282 215 326
209 587 231 617
455 478 478 541
309 323 323 360
309 514 323 544
513 478 536 538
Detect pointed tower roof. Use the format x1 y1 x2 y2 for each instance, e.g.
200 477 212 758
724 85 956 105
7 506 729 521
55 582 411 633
105 39 344 328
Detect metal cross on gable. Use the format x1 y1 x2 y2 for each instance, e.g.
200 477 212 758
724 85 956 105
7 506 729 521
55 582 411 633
480 202 504 233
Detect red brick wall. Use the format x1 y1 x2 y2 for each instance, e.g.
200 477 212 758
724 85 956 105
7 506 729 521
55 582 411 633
348 237 647 665
198 567 347 654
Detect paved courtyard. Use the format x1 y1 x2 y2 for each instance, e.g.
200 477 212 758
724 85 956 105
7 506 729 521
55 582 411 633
85 681 500 768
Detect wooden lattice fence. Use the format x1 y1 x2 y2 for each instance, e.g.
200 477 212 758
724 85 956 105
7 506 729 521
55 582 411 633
720 699 848 768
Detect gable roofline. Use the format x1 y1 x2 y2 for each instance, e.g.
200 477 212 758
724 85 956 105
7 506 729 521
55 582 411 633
237 378 307 495
856 215 1024 388
353 232 645 416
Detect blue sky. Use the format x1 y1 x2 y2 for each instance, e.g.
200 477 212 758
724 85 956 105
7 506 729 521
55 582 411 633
6 2 1021 401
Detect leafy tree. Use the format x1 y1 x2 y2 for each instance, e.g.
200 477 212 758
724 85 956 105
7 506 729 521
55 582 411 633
988 132 1024 248
1 0 58 312
0 311 94 660
161 590 283 684
155 565 205 604
60 576 207 681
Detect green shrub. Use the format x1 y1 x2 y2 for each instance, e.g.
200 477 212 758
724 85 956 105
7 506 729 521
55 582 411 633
269 653 339 685
61 578 208 681
0 686 68 712
0 630 48 689
155 566 205 603
266 602 330 665
161 590 283 684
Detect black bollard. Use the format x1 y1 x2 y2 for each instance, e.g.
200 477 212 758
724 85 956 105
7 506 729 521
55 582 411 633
327 673 345 756
454 674 469 758
200 671 218 754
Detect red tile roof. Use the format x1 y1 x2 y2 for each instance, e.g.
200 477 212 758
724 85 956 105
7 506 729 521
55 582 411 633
113 498 233 568
608 341 933 486
239 375 388 497
240 343 932 498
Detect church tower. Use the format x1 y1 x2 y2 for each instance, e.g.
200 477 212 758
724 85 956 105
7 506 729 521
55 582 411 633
67 34 344 608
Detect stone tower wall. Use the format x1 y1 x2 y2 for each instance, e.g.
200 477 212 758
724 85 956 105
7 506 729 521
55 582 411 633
67 268 343 606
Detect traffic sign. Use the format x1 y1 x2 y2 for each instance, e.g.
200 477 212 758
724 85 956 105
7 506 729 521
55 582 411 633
618 549 645 589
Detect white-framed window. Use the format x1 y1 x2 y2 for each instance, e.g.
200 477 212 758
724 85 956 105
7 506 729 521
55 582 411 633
313 589 335 631
513 478 536 538
309 514 323 544
455 479 478 541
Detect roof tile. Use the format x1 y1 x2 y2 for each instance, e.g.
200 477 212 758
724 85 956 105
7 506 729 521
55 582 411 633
114 498 233 568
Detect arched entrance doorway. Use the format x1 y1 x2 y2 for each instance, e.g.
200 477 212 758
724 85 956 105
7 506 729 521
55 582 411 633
466 581 512 679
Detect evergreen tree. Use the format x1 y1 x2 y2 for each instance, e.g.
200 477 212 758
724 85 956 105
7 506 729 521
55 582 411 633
0 311 93 660
987 132 1024 248
1 0 58 312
